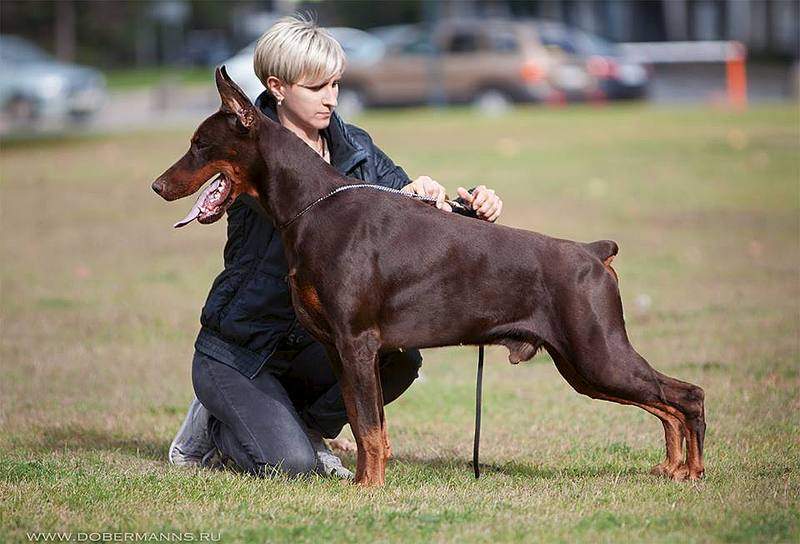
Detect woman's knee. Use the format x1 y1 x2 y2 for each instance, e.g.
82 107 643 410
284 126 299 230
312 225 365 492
378 349 423 405
382 349 423 380
216 427 317 478
256 443 317 477
277 446 317 476
191 351 225 412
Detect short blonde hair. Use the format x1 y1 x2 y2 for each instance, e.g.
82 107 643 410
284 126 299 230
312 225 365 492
253 14 346 89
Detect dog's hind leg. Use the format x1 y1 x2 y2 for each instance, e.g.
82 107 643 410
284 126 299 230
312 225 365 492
554 338 705 480
552 271 705 480
550 352 684 478
551 348 704 481
651 369 706 480
650 414 686 478
374 361 392 461
328 331 388 486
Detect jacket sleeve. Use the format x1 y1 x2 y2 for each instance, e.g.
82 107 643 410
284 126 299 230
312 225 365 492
371 141 411 190
346 123 411 190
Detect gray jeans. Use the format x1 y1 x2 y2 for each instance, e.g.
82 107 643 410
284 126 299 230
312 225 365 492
191 343 422 476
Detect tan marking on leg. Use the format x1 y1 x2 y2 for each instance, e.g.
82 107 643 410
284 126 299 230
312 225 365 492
649 412 686 479
593 393 690 481
653 400 705 481
685 427 705 480
357 427 386 486
339 357 387 487
381 420 392 461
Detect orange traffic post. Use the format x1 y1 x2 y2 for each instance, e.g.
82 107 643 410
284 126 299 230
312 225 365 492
726 41 748 110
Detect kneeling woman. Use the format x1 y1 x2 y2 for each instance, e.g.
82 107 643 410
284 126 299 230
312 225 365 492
169 15 503 478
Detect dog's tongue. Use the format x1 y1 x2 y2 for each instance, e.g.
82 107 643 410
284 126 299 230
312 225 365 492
173 176 222 228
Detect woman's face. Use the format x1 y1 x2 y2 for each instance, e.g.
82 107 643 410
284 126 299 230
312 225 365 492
273 73 341 131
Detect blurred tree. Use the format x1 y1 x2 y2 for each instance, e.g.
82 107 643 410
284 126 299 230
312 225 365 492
1 0 797 69
1 0 148 67
54 0 76 61
311 0 423 28
0 0 264 68
0 0 57 51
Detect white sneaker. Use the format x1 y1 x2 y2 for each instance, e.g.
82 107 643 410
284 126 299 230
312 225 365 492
168 397 215 466
306 428 354 480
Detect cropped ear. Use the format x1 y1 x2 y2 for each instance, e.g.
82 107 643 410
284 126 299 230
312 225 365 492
215 65 256 129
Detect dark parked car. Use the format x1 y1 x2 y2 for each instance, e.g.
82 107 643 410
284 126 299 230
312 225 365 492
537 22 650 100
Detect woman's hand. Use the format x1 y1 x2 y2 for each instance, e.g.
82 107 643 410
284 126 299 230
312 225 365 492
457 185 503 223
401 176 452 212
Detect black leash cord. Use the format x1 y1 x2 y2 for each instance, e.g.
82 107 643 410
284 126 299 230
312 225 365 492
280 184 479 229
473 345 485 479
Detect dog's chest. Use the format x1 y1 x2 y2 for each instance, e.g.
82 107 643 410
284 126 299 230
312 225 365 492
287 269 331 341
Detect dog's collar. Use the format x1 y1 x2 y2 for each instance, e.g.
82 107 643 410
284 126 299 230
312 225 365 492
279 184 478 230
279 184 440 229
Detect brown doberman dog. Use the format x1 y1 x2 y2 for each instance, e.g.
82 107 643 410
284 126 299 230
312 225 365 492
152 67 706 486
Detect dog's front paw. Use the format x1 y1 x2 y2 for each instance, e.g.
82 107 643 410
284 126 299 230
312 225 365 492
649 462 670 477
668 464 690 482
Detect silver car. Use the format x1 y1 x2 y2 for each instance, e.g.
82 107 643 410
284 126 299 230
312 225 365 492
0 35 107 132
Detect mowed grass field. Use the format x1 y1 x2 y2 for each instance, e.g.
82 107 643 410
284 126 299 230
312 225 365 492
1 104 798 543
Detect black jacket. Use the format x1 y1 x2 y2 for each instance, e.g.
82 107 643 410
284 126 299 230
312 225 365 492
194 92 412 378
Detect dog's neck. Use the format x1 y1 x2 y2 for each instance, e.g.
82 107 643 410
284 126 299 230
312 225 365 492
253 119 346 230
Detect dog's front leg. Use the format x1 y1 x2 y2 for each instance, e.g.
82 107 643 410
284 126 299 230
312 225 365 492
328 332 387 486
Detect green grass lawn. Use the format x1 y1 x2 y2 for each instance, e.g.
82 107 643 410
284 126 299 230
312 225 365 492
1 104 798 543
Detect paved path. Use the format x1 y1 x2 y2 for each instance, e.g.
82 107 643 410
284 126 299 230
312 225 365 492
6 62 794 137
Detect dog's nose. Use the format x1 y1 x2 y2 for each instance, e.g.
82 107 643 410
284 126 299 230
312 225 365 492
151 179 164 195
